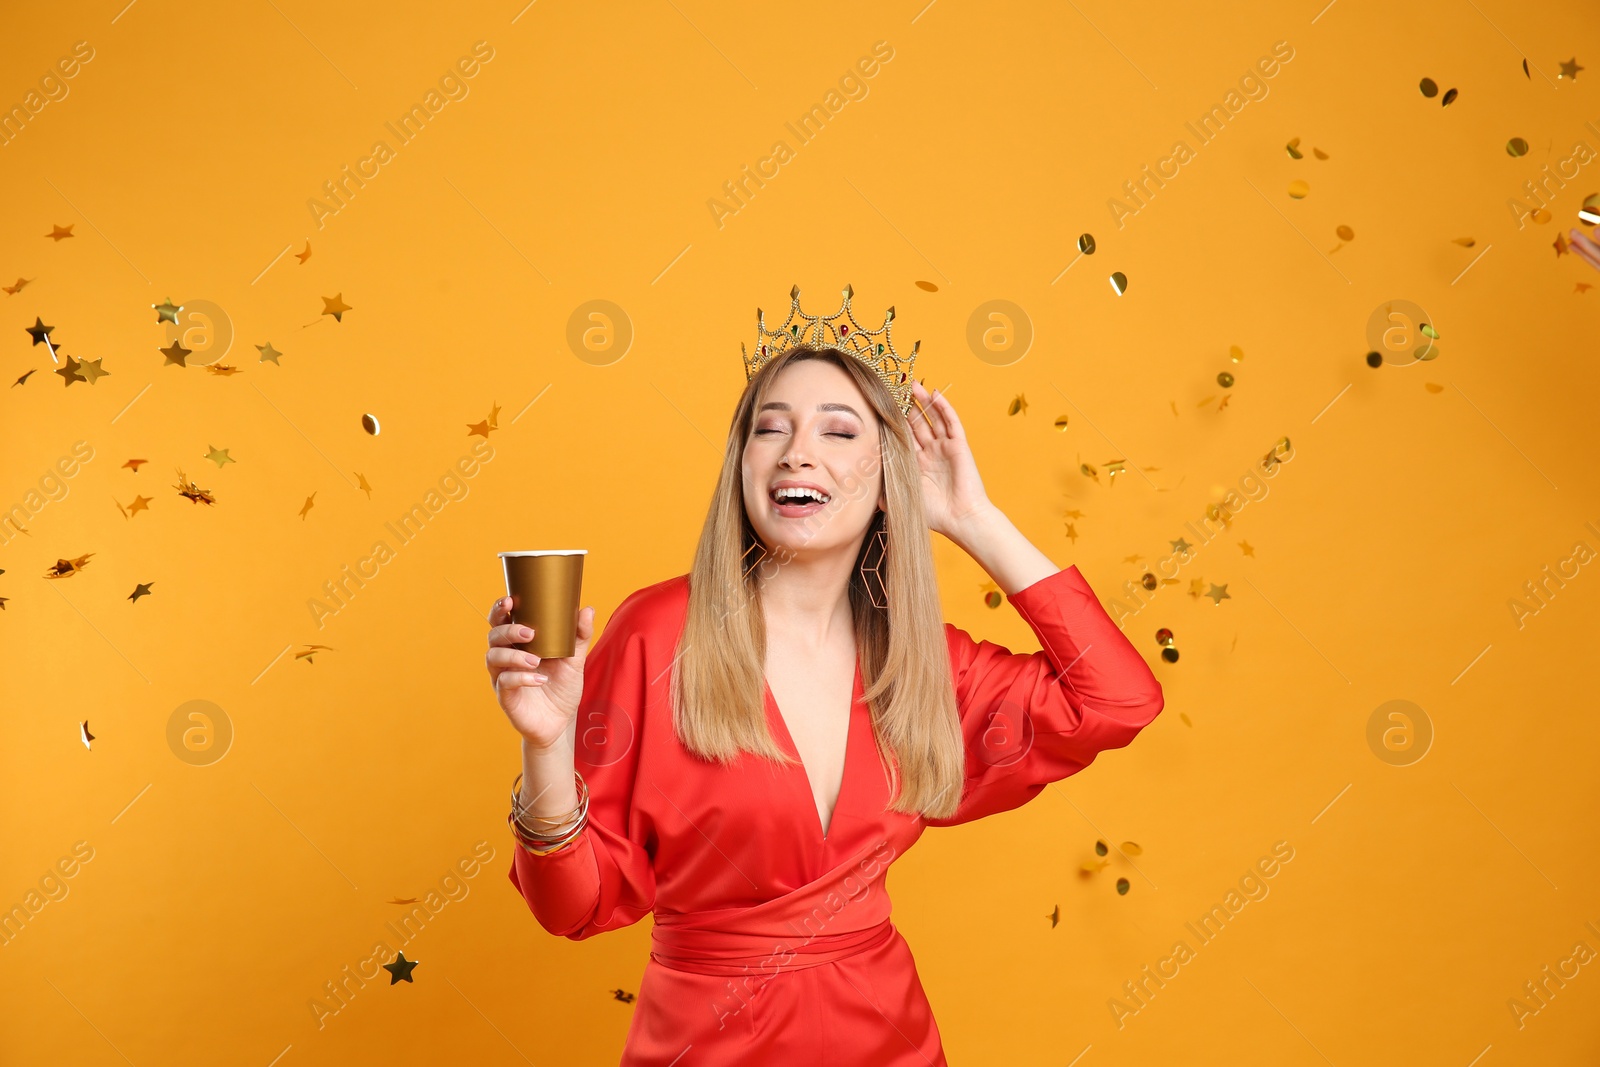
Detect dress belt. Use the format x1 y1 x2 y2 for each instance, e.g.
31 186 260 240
649 915 895 976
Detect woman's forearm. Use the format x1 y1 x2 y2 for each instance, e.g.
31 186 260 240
518 731 580 820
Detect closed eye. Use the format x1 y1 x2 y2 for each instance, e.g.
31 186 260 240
754 429 856 438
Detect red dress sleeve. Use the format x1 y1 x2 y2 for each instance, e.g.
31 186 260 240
923 565 1165 828
506 591 658 939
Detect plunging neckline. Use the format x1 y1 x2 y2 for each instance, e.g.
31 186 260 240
763 660 862 843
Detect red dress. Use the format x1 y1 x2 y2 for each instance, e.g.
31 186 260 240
507 565 1164 1064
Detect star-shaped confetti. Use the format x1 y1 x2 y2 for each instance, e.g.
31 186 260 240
1577 282 1593 294
357 473 373 498
295 643 334 664
117 495 152 518
46 224 74 241
467 418 493 438
76 357 109 385
1104 459 1126 485
1046 905 1060 928
296 241 312 264
46 553 94 578
124 459 147 472
4 278 32 295
321 293 352 322
1558 57 1583 80
13 369 36 387
382 952 418 984
1188 578 1207 598
205 363 240 377
1206 583 1231 605
152 297 182 324
256 342 282 364
1170 538 1193 554
1239 541 1255 557
299 493 316 520
25 317 55 346
175 469 216 505
204 445 235 468
80 721 95 749
54 355 87 386
128 582 154 604
160 340 192 367
1064 522 1078 544
611 988 637 1003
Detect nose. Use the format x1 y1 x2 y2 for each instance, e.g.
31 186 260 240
779 445 812 470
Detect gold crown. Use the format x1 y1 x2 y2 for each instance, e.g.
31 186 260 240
741 284 919 416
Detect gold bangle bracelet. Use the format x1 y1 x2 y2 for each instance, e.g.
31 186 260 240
507 809 586 854
511 770 588 823
514 784 589 838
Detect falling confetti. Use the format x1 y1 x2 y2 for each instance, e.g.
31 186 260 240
383 952 419 984
321 294 352 322
128 582 154 604
1507 137 1530 157
80 721 95 749
1046 905 1060 928
388 898 420 906
1420 77 1438 97
299 493 316 520
25 317 54 346
46 224 74 241
295 241 313 264
1053 415 1069 431
362 413 381 435
1558 57 1583 81
117 495 152 518
204 364 240 377
153 298 182 324
1179 712 1192 727
357 473 373 498
1366 351 1383 368
915 280 938 292
1116 878 1130 895
1217 372 1234 388
1239 541 1254 557
1120 842 1143 856
4 278 32 295
1109 271 1128 295
1095 840 1108 856
611 989 638 1004
175 470 216 505
45 554 94 578
160 340 192 367
123 459 147 472
1230 345 1243 362
1441 87 1458 106
296 644 334 664
1080 461 1099 483
1453 237 1476 247
1312 147 1329 160
256 343 283 364
1205 583 1231 605
1579 194 1600 225
1078 233 1096 254
55 356 87 387
204 445 234 468
1006 394 1028 416
1288 179 1310 199
1286 137 1303 159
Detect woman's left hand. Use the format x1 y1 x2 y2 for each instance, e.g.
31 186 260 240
907 380 995 539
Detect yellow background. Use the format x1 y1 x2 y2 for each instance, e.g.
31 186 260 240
2 0 1598 1063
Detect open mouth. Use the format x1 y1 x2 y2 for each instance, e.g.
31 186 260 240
770 487 831 514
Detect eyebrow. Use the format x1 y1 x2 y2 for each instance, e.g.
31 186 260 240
757 401 864 419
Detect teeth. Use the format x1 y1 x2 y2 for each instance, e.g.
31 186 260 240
774 487 829 504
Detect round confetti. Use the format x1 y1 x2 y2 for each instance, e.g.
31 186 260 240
1420 77 1438 97
1141 572 1157 591
1155 628 1173 645
1121 842 1143 855
1078 233 1096 255
1095 840 1108 856
1116 877 1130 895
1288 180 1310 199
1507 137 1530 157
1420 323 1438 339
1442 87 1458 106
362 413 381 435
984 591 1001 608
1229 344 1244 363
1580 194 1600 225
1532 208 1552 224
1414 341 1441 361
1161 647 1179 663
1336 224 1355 241
1109 271 1128 295
1366 351 1383 368
1053 415 1070 431
1217 371 1234 388
1285 137 1303 159
915 280 939 292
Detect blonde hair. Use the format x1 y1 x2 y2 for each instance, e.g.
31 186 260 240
670 347 966 819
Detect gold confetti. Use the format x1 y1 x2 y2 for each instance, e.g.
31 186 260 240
1217 372 1234 388
321 293 352 322
1109 271 1128 295
1507 137 1530 157
1452 237 1476 247
984 590 1001 608
46 224 74 241
1080 461 1099 483
1312 147 1329 160
257 343 283 364
1288 179 1310 199
3 277 32 295
1229 345 1243 363
1078 233 1097 255
1425 382 1444 393
128 582 154 604
1082 858 1110 873
1007 394 1028 416
80 721 95 749
1558 57 1583 80
1120 842 1143 856
1579 194 1600 225
300 493 316 520
1285 137 1303 159
915 280 938 292
611 989 637 1004
1533 208 1552 224
175 469 216 505
1116 877 1130 895
1094 840 1108 856
1441 87 1458 106
1053 414 1069 431
362 413 381 435
1335 225 1354 241
296 643 334 664
204 445 234 468
1179 712 1192 727
295 241 313 264
1420 323 1439 339
45 554 94 579
1420 77 1438 98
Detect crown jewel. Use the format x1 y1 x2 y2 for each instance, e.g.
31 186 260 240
741 284 920 416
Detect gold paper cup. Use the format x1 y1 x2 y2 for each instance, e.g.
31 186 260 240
499 550 586 659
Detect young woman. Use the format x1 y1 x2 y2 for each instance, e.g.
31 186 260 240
484 298 1164 1064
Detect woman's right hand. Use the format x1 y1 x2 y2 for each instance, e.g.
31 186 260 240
485 597 597 749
